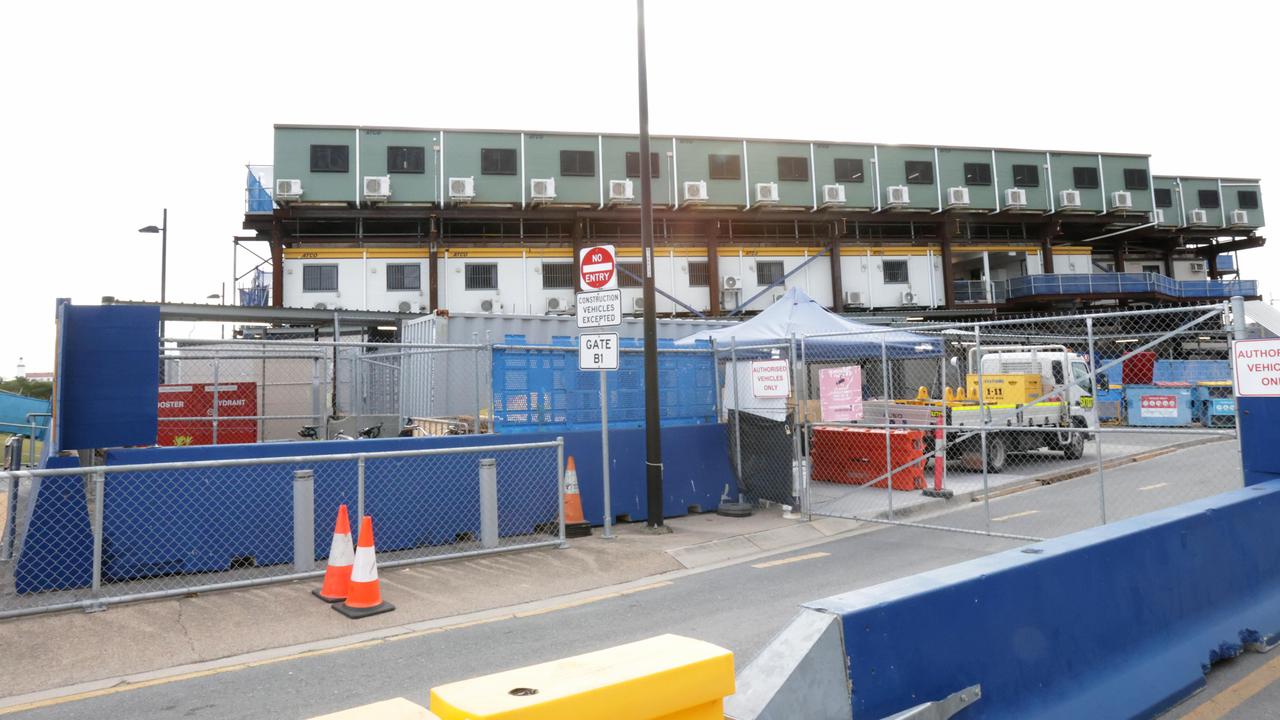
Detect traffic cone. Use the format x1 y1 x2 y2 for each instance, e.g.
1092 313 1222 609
312 504 355 603
564 456 593 538
334 515 395 619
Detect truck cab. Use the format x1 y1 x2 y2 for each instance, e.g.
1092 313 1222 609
972 345 1101 430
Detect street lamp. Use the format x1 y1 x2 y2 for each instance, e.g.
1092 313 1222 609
139 208 168 340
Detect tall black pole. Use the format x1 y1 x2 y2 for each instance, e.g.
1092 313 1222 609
636 0 665 529
160 207 168 341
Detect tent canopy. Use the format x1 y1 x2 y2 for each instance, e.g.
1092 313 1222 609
676 287 940 358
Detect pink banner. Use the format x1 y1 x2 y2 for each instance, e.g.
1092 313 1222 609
819 366 862 421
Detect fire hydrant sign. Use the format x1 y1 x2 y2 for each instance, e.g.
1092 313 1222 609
576 289 622 328
1233 338 1280 397
579 244 618 291
819 366 863 421
579 333 619 370
751 360 791 398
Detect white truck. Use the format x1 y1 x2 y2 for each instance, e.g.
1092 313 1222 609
860 345 1103 473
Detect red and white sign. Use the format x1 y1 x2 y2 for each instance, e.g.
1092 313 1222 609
1139 394 1178 419
157 383 258 446
751 360 791 399
1233 338 1280 397
579 244 618 291
819 366 863 421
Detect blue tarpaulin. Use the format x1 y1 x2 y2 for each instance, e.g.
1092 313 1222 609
0 390 49 440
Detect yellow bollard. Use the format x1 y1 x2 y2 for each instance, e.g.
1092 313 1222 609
429 634 734 720
916 386 929 401
944 386 955 403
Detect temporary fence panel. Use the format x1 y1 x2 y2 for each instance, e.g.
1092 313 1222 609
795 301 1245 542
0 439 564 617
490 339 717 433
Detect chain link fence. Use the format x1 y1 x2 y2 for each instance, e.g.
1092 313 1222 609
720 300 1247 542
159 339 487 444
0 439 564 617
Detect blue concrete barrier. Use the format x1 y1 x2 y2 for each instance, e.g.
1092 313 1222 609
16 425 736 592
792 480 1280 719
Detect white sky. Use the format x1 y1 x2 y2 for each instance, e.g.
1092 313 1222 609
2 0 1275 373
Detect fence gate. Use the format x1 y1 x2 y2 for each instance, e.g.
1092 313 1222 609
767 302 1246 543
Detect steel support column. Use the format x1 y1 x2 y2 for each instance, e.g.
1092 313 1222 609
270 218 284 308
428 218 440 312
939 213 956 309
829 221 844 313
1040 220 1059 274
572 217 585 293
706 220 721 315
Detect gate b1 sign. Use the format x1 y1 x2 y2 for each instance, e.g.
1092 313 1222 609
1233 338 1280 397
579 244 618 291
579 333 619 370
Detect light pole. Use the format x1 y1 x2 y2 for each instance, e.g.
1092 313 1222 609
139 208 168 339
207 283 225 338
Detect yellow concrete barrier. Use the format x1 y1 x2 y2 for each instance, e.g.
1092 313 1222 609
429 634 735 720
310 697 439 719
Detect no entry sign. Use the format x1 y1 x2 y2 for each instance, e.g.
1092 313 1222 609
579 245 618 291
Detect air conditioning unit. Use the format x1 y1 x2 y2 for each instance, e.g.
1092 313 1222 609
1111 191 1134 210
275 179 303 201
844 291 864 307
1154 209 1167 225
608 179 634 203
633 297 645 311
947 186 970 207
1188 209 1209 226
530 178 556 203
885 185 910 207
722 275 742 291
313 302 327 310
1230 209 1250 226
363 176 391 202
901 290 916 305
1005 187 1027 209
1059 189 1082 209
755 182 779 205
821 184 846 207
683 180 708 204
546 297 564 311
480 298 495 313
448 177 475 202
1189 262 1207 274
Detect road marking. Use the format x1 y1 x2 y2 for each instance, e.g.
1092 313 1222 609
992 510 1039 523
0 581 674 716
1179 652 1280 720
752 552 829 569
1139 482 1169 491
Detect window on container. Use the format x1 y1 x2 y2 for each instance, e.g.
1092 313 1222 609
560 150 595 177
1238 190 1260 210
302 265 338 292
480 148 517 175
618 262 643 288
1198 189 1221 208
833 158 865 183
708 154 742 180
541 262 574 289
1073 166 1100 189
904 160 934 185
625 152 661 178
964 163 992 186
687 260 710 287
386 263 421 291
464 263 498 290
309 145 349 173
1141 264 1161 274
756 261 784 286
1011 164 1039 187
777 156 809 182
882 259 909 284
1154 188 1174 208
387 146 425 174
1123 168 1149 191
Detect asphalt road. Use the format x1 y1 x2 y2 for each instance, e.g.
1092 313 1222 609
4 439 1263 720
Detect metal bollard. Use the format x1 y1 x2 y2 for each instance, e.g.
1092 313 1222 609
479 459 498 549
293 469 315 572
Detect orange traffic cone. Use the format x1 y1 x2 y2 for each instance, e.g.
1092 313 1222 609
334 515 395 619
564 456 592 538
312 504 354 603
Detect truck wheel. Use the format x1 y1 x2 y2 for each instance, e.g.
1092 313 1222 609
1062 424 1086 460
960 434 1007 473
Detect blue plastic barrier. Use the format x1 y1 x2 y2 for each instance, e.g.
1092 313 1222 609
1153 359 1231 384
13 457 90 594
805 480 1280 719
17 425 736 592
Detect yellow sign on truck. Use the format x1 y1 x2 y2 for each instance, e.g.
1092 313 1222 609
965 373 1043 405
